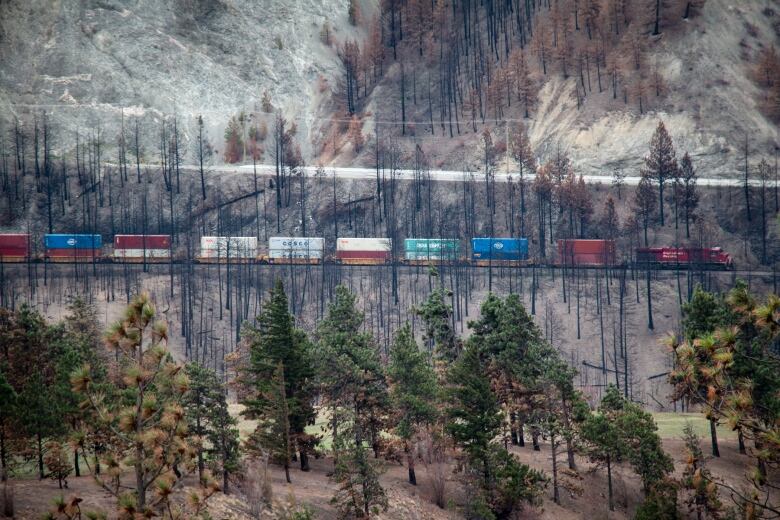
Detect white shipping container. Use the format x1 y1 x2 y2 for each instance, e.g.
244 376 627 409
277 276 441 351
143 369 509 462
114 249 170 258
336 238 391 251
268 237 324 259
200 236 258 258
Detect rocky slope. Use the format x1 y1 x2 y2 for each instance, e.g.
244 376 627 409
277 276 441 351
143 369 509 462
0 0 362 157
356 0 780 178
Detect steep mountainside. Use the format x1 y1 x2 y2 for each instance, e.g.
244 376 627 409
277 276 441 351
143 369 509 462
0 0 360 157
0 1 777 171
351 0 780 177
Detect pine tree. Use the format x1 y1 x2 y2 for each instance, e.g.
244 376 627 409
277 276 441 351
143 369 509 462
71 292 203 516
415 286 461 363
387 324 438 485
602 388 673 492
670 284 780 517
316 286 390 461
681 423 722 519
0 371 15 481
1 306 65 480
223 115 244 164
643 121 678 226
242 279 316 473
249 362 293 483
184 362 239 491
43 441 72 489
679 152 699 239
205 385 240 494
581 407 622 511
446 345 502 476
599 196 620 240
672 285 732 457
633 172 657 246
331 420 388 518
446 343 546 517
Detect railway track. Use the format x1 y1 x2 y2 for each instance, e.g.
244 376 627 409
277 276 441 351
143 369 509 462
0 258 774 276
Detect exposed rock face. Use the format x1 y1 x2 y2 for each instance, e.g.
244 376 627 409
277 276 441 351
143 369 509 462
0 0 358 156
523 0 780 178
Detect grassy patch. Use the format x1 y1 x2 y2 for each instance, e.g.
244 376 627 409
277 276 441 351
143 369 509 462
231 403 334 452
653 412 737 441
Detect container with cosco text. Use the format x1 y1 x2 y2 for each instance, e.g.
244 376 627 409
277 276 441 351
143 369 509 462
268 237 324 263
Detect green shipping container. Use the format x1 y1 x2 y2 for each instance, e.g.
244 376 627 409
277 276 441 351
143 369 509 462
404 238 459 260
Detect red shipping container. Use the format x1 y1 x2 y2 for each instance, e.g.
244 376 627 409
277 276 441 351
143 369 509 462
114 235 171 249
336 250 391 260
558 239 617 266
0 234 30 257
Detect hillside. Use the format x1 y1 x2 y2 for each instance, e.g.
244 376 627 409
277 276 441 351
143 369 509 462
347 0 780 177
0 1 778 175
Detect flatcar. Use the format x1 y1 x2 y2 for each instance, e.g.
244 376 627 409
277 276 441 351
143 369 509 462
336 237 391 265
114 235 171 263
635 247 734 270
45 234 102 262
557 239 617 267
471 237 530 266
0 234 31 262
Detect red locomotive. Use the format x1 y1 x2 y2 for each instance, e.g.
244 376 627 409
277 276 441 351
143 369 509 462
635 247 734 270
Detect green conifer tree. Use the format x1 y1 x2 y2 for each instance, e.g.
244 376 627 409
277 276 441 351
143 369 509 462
242 279 316 472
387 323 438 485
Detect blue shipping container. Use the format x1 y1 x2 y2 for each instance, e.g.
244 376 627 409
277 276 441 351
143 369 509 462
44 234 102 249
471 238 528 261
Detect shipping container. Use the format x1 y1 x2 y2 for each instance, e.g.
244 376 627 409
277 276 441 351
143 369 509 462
404 238 459 261
199 237 258 259
336 237 392 264
0 234 31 260
114 235 171 249
114 235 171 260
268 237 324 260
471 238 529 261
45 248 102 261
557 239 617 266
44 234 102 249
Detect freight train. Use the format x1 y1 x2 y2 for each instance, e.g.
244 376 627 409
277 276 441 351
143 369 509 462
0 234 735 270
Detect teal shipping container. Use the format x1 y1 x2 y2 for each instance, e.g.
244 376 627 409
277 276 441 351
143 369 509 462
404 238 459 260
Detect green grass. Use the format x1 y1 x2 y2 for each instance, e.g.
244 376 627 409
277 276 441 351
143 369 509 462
652 412 737 441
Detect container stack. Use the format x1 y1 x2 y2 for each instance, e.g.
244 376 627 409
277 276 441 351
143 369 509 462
471 238 529 265
336 237 391 264
44 234 102 261
404 238 459 262
0 234 30 262
199 237 258 262
557 239 617 267
268 237 324 264
114 235 171 262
